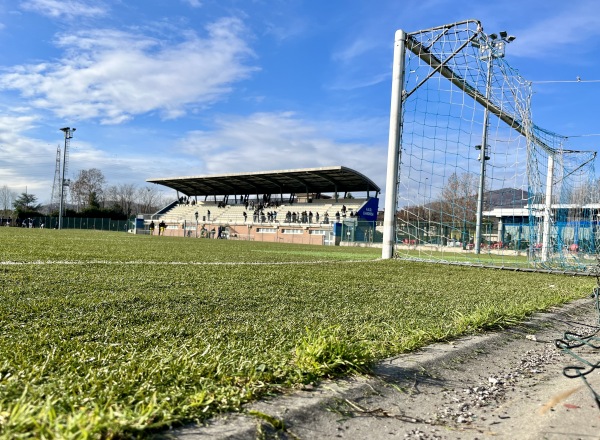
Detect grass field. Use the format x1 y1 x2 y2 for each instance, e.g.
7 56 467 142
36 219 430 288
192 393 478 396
0 229 595 438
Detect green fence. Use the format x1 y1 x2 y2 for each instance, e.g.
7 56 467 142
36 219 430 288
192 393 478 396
31 216 132 232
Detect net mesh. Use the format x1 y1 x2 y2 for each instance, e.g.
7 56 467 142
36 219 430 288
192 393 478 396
394 20 596 270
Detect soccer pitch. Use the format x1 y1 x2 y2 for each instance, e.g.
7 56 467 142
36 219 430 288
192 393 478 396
0 229 594 438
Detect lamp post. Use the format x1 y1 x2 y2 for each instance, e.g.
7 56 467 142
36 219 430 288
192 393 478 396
58 127 76 230
472 31 515 254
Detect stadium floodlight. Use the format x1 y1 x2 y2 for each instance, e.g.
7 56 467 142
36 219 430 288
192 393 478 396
499 31 507 39
506 35 516 42
58 127 76 230
489 33 498 40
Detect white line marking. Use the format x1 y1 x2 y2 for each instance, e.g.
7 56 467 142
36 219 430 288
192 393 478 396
0 259 374 266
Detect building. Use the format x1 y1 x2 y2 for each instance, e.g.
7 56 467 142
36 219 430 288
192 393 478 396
145 166 380 245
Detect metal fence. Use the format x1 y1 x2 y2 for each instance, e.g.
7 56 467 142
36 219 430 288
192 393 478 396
25 216 132 232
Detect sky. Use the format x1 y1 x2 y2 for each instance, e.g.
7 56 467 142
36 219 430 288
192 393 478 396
0 0 598 206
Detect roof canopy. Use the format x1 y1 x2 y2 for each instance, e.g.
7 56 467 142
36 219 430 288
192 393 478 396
147 166 380 197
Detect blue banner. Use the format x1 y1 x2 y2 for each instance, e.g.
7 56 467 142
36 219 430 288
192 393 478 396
357 197 378 221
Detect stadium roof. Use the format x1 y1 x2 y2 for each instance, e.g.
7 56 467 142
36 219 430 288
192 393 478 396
147 166 381 196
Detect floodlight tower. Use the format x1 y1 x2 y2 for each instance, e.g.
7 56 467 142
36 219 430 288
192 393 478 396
472 31 515 254
58 127 76 230
50 145 61 212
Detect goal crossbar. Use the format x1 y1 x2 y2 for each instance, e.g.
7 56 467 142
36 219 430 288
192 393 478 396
405 22 555 155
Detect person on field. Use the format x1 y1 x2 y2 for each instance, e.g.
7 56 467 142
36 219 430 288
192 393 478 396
158 220 166 236
149 221 155 235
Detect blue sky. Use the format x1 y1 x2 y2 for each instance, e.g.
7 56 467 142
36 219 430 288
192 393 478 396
0 0 598 204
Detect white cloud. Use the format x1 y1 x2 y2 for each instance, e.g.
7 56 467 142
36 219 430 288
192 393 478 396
508 1 600 58
175 112 388 193
332 37 378 64
21 0 108 19
0 113 58 199
0 17 257 124
181 0 202 8
262 16 309 42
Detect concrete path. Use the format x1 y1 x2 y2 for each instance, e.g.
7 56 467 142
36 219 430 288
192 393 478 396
166 298 600 439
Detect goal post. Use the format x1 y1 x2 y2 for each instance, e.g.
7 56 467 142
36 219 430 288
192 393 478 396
382 20 597 271
382 30 406 259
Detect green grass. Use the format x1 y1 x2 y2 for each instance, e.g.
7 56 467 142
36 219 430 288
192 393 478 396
0 229 594 438
394 247 531 266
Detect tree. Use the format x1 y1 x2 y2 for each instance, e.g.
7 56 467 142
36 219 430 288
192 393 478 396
13 192 40 211
0 185 17 216
441 172 478 225
70 168 106 212
13 192 42 217
106 183 137 217
136 185 165 214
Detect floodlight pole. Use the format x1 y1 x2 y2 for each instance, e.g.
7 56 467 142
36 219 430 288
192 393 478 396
474 58 493 254
58 127 75 230
474 31 514 254
382 29 407 259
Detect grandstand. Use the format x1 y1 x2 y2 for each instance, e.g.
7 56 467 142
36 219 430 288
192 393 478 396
146 166 381 245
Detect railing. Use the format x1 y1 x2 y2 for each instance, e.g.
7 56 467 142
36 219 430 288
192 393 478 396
20 216 131 232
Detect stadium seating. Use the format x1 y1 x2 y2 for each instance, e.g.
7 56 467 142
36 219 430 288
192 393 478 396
156 199 365 226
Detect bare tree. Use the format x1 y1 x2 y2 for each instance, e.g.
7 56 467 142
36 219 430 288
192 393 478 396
569 184 592 206
136 185 165 214
106 183 137 216
70 168 106 211
441 172 478 225
0 185 17 216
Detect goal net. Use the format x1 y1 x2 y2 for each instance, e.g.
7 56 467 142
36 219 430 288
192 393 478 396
385 20 597 271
